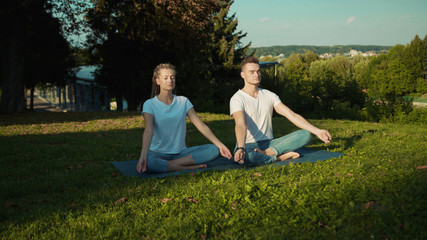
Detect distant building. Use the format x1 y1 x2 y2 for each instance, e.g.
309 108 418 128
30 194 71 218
349 50 361 57
34 65 111 111
319 53 333 59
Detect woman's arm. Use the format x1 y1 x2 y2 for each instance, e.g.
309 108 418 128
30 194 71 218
274 102 332 143
137 113 154 173
187 108 232 159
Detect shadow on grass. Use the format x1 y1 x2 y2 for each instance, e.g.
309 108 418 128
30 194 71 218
0 117 235 226
0 120 425 239
0 127 142 224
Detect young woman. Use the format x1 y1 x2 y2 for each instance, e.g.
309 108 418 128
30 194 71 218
137 63 232 173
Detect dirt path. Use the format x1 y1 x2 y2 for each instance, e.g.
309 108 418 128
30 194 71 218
27 95 63 112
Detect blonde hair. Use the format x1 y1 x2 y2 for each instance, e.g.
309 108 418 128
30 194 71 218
151 63 176 97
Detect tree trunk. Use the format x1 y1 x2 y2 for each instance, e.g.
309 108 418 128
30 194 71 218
30 87 35 111
116 95 123 112
126 88 137 111
0 32 25 113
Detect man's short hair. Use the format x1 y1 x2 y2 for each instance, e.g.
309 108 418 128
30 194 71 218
240 56 259 71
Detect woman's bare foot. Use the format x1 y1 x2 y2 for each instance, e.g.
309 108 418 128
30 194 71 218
167 164 207 172
186 164 207 170
277 151 300 161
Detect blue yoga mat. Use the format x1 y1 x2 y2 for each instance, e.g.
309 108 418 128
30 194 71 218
110 147 344 179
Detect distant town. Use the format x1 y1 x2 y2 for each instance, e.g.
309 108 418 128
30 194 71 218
252 45 391 61
260 49 386 62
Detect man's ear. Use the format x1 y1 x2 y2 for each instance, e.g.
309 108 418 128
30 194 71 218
240 71 245 79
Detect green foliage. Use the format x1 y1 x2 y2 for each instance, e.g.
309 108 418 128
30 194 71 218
389 106 427 124
353 57 370 89
304 55 364 118
0 0 75 112
361 97 420 123
1 112 426 239
205 0 250 112
24 5 73 89
262 34 427 122
368 35 427 100
360 34 427 122
71 47 92 66
368 48 416 101
85 0 247 112
277 52 317 114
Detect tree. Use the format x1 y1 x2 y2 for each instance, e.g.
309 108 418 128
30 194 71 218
309 56 364 117
86 0 243 111
368 36 426 100
404 35 423 80
280 52 318 113
24 3 73 111
371 58 413 101
1 1 29 112
419 35 427 93
0 0 81 113
353 57 370 90
206 0 250 112
422 35 427 82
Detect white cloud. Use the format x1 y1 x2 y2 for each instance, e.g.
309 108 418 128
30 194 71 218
259 17 270 22
271 24 290 31
398 14 412 22
347 16 355 24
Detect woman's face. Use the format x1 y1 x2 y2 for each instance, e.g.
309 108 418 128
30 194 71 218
156 68 176 92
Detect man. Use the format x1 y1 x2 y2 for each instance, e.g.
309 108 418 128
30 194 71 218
230 56 332 165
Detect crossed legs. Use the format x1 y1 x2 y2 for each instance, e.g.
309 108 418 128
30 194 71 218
244 130 312 165
146 144 220 173
166 155 207 172
254 148 300 161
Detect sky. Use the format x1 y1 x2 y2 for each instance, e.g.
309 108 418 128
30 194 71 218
229 0 427 47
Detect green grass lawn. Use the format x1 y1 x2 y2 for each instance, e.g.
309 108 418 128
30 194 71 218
1 112 426 239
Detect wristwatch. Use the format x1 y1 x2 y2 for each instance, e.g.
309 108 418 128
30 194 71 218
234 147 246 154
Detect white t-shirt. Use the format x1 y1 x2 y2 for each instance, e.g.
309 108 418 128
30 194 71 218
142 95 193 154
230 88 281 143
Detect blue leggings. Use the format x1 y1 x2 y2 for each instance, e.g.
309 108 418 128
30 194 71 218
241 130 312 166
146 144 220 173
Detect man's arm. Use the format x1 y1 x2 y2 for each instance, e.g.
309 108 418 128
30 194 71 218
232 110 247 163
274 102 332 143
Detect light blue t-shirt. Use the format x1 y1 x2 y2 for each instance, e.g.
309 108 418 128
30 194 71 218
142 95 193 154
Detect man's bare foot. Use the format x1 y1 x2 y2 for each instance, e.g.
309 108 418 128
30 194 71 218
254 148 276 156
277 151 300 161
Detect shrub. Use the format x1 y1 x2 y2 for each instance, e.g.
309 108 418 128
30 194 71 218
362 96 427 123
389 106 427 124
328 100 362 120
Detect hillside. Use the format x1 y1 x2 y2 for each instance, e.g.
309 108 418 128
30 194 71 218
251 45 391 57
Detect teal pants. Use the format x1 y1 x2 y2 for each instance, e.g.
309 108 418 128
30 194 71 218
240 130 312 166
146 144 219 173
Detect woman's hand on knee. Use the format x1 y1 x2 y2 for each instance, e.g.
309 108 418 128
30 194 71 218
219 144 232 159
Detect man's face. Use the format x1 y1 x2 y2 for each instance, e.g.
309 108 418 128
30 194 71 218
241 63 261 85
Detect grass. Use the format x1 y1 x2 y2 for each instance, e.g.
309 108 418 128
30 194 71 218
0 112 426 239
